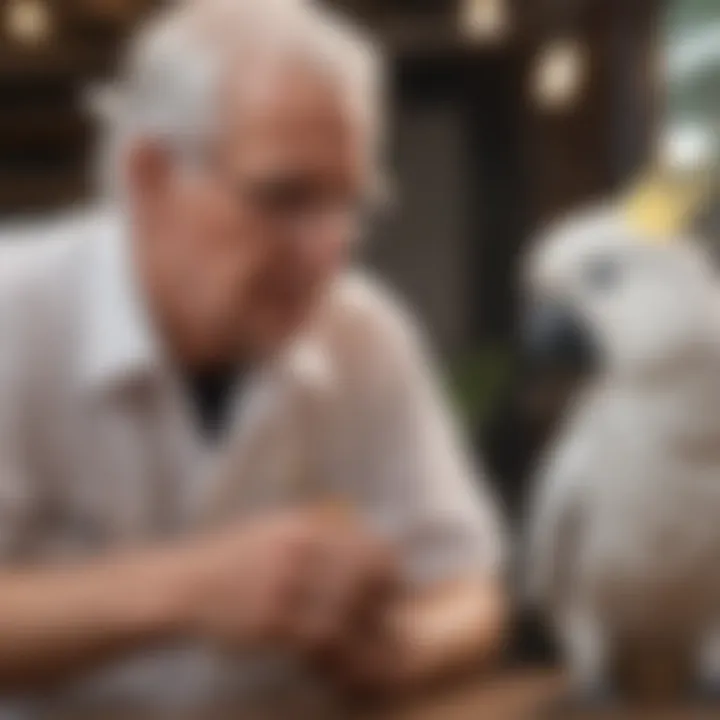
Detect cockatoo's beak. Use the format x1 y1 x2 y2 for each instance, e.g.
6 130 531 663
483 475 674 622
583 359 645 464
522 301 598 376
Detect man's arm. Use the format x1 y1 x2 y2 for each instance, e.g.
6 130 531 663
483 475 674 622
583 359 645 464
0 511 398 694
328 575 507 693
325 294 509 692
385 575 507 685
0 548 190 692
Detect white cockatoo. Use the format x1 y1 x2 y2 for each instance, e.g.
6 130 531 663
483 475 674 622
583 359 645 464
523 201 720 703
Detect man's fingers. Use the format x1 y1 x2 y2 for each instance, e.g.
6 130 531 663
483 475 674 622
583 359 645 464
290 539 370 647
288 526 401 651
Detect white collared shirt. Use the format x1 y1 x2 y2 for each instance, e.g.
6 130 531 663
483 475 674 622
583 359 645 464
0 208 504 713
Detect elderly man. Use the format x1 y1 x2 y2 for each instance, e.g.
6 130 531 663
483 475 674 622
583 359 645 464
0 0 506 712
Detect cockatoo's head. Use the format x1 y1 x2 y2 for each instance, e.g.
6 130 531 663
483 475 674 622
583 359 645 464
523 205 720 382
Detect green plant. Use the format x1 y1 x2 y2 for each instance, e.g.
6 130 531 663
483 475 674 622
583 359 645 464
449 344 515 430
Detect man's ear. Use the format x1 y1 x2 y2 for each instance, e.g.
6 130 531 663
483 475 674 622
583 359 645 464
125 139 174 202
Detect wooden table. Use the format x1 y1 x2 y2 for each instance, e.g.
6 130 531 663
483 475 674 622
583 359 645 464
366 671 720 720
55 670 720 719
368 669 565 720
51 671 564 720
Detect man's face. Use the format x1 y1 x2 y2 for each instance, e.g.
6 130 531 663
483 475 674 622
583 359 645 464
135 62 370 366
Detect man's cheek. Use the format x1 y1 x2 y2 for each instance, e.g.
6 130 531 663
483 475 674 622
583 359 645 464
243 305 297 356
260 285 312 333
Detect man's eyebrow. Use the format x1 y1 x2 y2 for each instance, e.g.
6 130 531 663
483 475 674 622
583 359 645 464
243 175 319 194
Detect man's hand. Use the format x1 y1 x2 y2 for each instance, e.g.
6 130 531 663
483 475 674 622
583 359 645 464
0 507 399 692
177 507 400 653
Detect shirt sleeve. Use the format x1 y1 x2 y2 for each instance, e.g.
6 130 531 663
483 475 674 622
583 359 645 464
0 450 35 562
0 267 41 563
341 305 507 587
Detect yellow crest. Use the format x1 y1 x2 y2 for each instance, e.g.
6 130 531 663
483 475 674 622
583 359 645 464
623 168 713 242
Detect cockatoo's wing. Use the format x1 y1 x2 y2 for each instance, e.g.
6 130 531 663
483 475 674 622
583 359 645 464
526 391 607 614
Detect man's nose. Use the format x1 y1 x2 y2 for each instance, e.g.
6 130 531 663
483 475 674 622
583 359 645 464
522 302 598 374
288 211 354 263
297 206 357 243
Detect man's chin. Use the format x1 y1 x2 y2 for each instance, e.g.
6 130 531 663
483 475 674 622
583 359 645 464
241 317 310 362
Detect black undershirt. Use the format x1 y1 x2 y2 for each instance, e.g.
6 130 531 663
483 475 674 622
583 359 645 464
183 367 243 442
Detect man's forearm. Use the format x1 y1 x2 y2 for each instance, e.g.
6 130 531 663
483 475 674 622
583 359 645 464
0 548 193 692
329 575 507 693
389 576 507 684
0 509 404 695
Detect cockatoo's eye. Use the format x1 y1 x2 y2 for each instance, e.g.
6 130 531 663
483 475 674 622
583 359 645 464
584 256 621 293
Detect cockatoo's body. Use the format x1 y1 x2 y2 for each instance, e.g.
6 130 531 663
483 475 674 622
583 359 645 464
525 206 720 701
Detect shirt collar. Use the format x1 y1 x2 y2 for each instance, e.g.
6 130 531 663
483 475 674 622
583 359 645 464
81 211 162 393
279 333 337 398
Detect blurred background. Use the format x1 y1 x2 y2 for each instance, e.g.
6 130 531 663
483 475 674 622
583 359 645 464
0 0 716 633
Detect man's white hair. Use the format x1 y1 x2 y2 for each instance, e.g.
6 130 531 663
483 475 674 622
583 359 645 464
93 0 384 196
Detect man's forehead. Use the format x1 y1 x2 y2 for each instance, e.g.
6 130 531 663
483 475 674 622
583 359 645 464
217 59 367 171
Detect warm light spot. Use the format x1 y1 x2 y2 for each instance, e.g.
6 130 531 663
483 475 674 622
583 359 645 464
532 39 588 111
4 0 53 47
460 0 510 44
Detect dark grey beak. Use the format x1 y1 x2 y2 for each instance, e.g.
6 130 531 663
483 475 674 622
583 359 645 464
522 302 598 375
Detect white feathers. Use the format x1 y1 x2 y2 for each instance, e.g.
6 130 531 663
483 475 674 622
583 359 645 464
525 208 720 691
